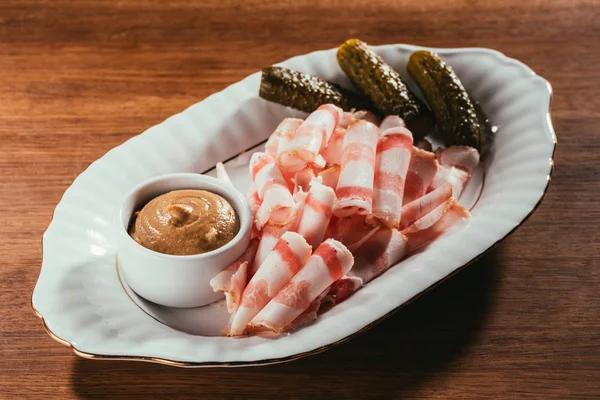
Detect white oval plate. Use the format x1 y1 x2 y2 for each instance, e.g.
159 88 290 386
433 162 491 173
32 44 556 367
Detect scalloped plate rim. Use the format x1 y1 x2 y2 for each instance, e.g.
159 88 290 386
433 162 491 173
32 43 556 367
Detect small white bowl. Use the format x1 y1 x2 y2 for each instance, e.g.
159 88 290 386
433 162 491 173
116 173 252 308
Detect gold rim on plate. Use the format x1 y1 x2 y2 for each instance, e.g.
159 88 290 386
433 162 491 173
31 79 557 368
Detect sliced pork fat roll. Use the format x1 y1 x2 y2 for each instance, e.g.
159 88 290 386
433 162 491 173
403 147 438 205
436 145 480 172
326 229 407 304
250 239 353 332
334 120 379 217
318 165 341 190
246 184 261 218
209 239 259 313
403 198 470 253
252 191 307 273
429 165 470 199
250 152 296 229
430 146 480 198
277 104 342 172
265 118 303 159
296 179 336 249
371 116 413 228
228 231 312 336
400 182 453 230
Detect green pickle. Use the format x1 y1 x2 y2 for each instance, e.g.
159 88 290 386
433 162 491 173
407 50 483 150
259 66 371 113
336 39 434 137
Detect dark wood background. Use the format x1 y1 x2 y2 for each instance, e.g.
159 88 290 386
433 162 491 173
1 0 599 398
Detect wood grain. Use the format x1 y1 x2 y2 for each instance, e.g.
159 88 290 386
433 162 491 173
1 0 599 398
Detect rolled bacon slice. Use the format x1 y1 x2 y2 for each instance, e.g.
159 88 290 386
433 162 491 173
371 117 414 228
333 120 379 217
328 214 377 250
318 165 341 190
252 222 293 276
296 179 336 248
250 239 353 332
265 118 303 159
324 275 362 306
277 104 342 172
346 228 408 286
403 198 470 253
320 124 346 166
228 231 312 336
436 146 480 172
378 115 405 131
429 146 480 198
282 288 331 332
327 200 468 305
293 166 317 193
400 182 453 230
321 110 378 166
250 152 296 229
320 112 356 167
403 147 438 205
324 229 407 307
252 191 307 273
352 110 380 127
209 238 259 314
246 184 261 218
429 165 470 199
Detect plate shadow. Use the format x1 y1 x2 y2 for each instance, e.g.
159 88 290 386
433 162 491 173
71 247 501 399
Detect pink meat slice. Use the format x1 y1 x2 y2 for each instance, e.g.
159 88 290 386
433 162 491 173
429 165 470 199
249 239 353 332
402 147 438 205
296 179 336 249
326 229 408 304
327 200 468 305
292 166 317 193
347 228 408 286
333 120 379 217
318 165 341 190
283 288 331 332
209 238 259 314
378 115 405 131
277 104 342 172
400 182 453 230
328 214 377 250
324 276 362 306
228 232 312 336
321 110 378 166
320 124 346 166
352 110 380 126
265 118 303 159
371 116 414 228
246 184 261 218
430 146 479 198
403 198 470 253
252 191 307 274
436 145 480 172
250 152 296 229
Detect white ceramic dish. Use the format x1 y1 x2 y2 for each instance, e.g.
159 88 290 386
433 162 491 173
32 44 556 367
116 173 252 308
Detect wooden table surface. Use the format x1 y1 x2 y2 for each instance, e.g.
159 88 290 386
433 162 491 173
1 0 599 398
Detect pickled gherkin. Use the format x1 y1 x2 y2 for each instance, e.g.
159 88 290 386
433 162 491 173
259 66 372 113
336 39 434 137
407 50 483 150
